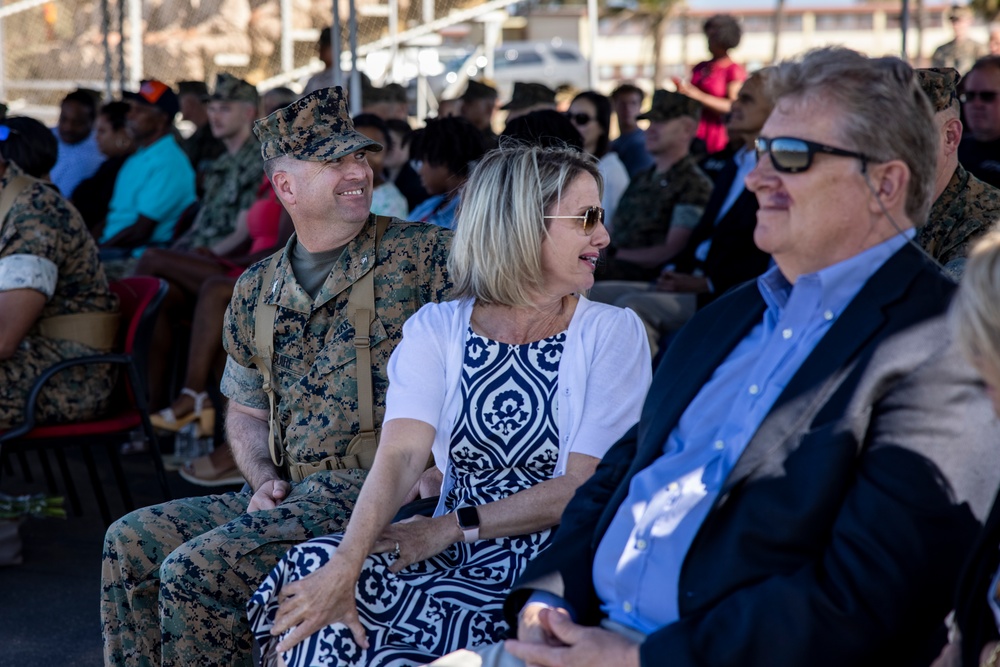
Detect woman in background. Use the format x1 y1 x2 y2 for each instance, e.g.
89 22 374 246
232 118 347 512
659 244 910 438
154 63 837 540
408 117 488 229
72 101 135 234
566 91 629 232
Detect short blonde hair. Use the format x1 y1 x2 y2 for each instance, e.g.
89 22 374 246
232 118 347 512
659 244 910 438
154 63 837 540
448 143 602 307
951 231 1000 373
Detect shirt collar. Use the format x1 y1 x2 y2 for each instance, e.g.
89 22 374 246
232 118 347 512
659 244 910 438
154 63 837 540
758 229 915 316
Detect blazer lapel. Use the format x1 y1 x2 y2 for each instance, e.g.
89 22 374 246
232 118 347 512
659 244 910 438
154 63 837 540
719 244 928 495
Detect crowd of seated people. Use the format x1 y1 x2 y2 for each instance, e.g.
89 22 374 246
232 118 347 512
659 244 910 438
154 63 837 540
6 33 1000 667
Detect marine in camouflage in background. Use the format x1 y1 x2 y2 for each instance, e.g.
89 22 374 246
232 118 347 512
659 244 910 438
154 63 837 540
0 161 118 428
100 86 453 667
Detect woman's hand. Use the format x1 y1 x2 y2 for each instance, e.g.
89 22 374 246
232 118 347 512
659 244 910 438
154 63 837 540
272 555 368 652
372 515 463 573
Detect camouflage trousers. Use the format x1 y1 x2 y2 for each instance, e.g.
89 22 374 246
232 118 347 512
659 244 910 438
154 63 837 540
100 469 365 667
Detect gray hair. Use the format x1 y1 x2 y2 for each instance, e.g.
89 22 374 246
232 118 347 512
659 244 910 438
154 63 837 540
448 143 603 307
952 231 1000 376
767 47 936 224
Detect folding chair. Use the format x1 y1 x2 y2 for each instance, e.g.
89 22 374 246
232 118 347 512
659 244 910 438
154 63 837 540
0 277 173 525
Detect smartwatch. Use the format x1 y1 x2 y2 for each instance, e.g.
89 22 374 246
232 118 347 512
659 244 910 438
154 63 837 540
455 506 480 543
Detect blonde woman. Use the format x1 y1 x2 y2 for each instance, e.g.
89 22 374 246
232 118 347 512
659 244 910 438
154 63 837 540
247 144 652 666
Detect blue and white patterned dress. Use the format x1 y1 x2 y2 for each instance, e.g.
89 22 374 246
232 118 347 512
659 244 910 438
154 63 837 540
248 327 566 667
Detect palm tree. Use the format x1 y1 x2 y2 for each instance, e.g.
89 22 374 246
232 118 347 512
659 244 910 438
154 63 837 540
771 0 785 63
969 0 1000 21
636 0 682 87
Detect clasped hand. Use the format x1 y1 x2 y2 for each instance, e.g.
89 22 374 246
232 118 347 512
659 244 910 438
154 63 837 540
505 605 641 667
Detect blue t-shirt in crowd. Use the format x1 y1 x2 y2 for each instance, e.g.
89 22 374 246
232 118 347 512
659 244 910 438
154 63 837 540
100 134 196 251
50 129 105 198
409 192 460 230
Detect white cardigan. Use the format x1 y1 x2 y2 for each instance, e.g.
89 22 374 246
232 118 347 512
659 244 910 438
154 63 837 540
384 296 653 515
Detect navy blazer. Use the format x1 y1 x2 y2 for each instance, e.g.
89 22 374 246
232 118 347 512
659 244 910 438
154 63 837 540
672 157 770 308
508 243 1000 667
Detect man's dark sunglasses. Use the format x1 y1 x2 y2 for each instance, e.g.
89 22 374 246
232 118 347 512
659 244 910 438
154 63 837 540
543 206 605 235
755 136 871 174
960 91 999 103
564 112 594 126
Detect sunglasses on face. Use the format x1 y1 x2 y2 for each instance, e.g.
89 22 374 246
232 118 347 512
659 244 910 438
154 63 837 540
564 112 594 126
755 136 871 174
543 206 605 235
960 90 1000 103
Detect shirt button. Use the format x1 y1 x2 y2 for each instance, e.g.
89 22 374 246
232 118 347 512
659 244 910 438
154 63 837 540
623 601 633 613
668 482 679 493
713 440 724 450
749 384 759 395
635 539 648 551
782 328 793 339
824 310 834 321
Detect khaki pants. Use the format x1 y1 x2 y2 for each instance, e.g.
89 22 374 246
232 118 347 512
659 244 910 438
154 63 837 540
588 281 697 358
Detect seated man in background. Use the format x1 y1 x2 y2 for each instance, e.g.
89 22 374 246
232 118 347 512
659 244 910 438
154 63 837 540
590 71 774 357
98 80 196 272
916 67 1000 277
433 46 1000 667
177 80 225 182
502 82 557 122
0 116 118 428
50 88 105 198
599 91 713 282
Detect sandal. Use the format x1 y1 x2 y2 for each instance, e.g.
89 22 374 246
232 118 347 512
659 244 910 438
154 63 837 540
150 388 216 435
178 445 244 487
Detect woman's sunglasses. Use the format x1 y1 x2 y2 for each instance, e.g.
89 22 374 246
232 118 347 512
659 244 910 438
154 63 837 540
755 136 870 174
564 112 594 126
543 206 605 235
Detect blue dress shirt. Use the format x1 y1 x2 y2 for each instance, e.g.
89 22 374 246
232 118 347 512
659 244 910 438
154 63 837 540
590 230 915 634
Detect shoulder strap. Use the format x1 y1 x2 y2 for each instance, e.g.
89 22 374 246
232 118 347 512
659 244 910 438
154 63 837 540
249 252 284 469
347 216 389 436
0 175 36 232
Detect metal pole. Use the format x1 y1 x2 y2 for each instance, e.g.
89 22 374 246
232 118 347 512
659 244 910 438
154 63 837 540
102 0 112 99
118 0 126 94
0 17 5 105
280 0 292 75
388 0 398 82
348 0 360 115
128 0 142 89
900 0 910 60
332 0 343 88
587 0 598 89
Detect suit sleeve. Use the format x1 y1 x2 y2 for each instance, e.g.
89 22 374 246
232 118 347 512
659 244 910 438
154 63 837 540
640 337 1000 667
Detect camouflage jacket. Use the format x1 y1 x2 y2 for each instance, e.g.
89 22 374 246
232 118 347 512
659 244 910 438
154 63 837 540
931 39 988 75
180 135 263 249
611 154 713 249
221 215 453 463
919 163 1000 278
0 161 117 425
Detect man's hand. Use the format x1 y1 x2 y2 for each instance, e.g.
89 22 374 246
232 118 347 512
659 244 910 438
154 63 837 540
272 555 367 652
371 515 461 573
654 271 710 294
517 603 570 647
505 608 641 667
247 479 291 513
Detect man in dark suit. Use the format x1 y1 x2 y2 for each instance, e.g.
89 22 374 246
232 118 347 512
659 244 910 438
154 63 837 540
589 70 773 357
430 47 1000 667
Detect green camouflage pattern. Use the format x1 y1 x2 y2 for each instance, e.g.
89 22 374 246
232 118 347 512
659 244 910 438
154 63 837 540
100 214 452 666
254 86 383 162
637 90 702 122
917 67 961 112
610 154 713 250
177 135 263 249
206 72 259 105
0 162 118 428
918 163 1000 277
931 38 988 74
501 82 556 111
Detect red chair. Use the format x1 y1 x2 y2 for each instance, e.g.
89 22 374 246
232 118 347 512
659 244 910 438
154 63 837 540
0 277 173 525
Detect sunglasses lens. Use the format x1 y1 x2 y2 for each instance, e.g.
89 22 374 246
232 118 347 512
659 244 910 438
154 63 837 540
769 138 811 172
584 207 604 234
0 126 10 141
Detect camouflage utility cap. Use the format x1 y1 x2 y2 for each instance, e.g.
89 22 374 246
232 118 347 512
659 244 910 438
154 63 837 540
501 82 556 110
253 86 382 161
917 67 960 112
948 4 974 20
208 73 259 105
638 90 702 122
461 79 498 101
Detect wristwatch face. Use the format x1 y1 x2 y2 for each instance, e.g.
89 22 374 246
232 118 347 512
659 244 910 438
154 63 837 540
457 506 480 529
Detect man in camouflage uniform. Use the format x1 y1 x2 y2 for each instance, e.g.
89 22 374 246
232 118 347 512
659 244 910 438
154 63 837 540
916 67 1000 277
932 4 987 74
100 87 453 667
599 90 714 282
173 73 263 250
0 158 118 428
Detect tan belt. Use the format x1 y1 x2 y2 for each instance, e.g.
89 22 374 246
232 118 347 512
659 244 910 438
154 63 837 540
285 429 381 482
38 312 120 351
